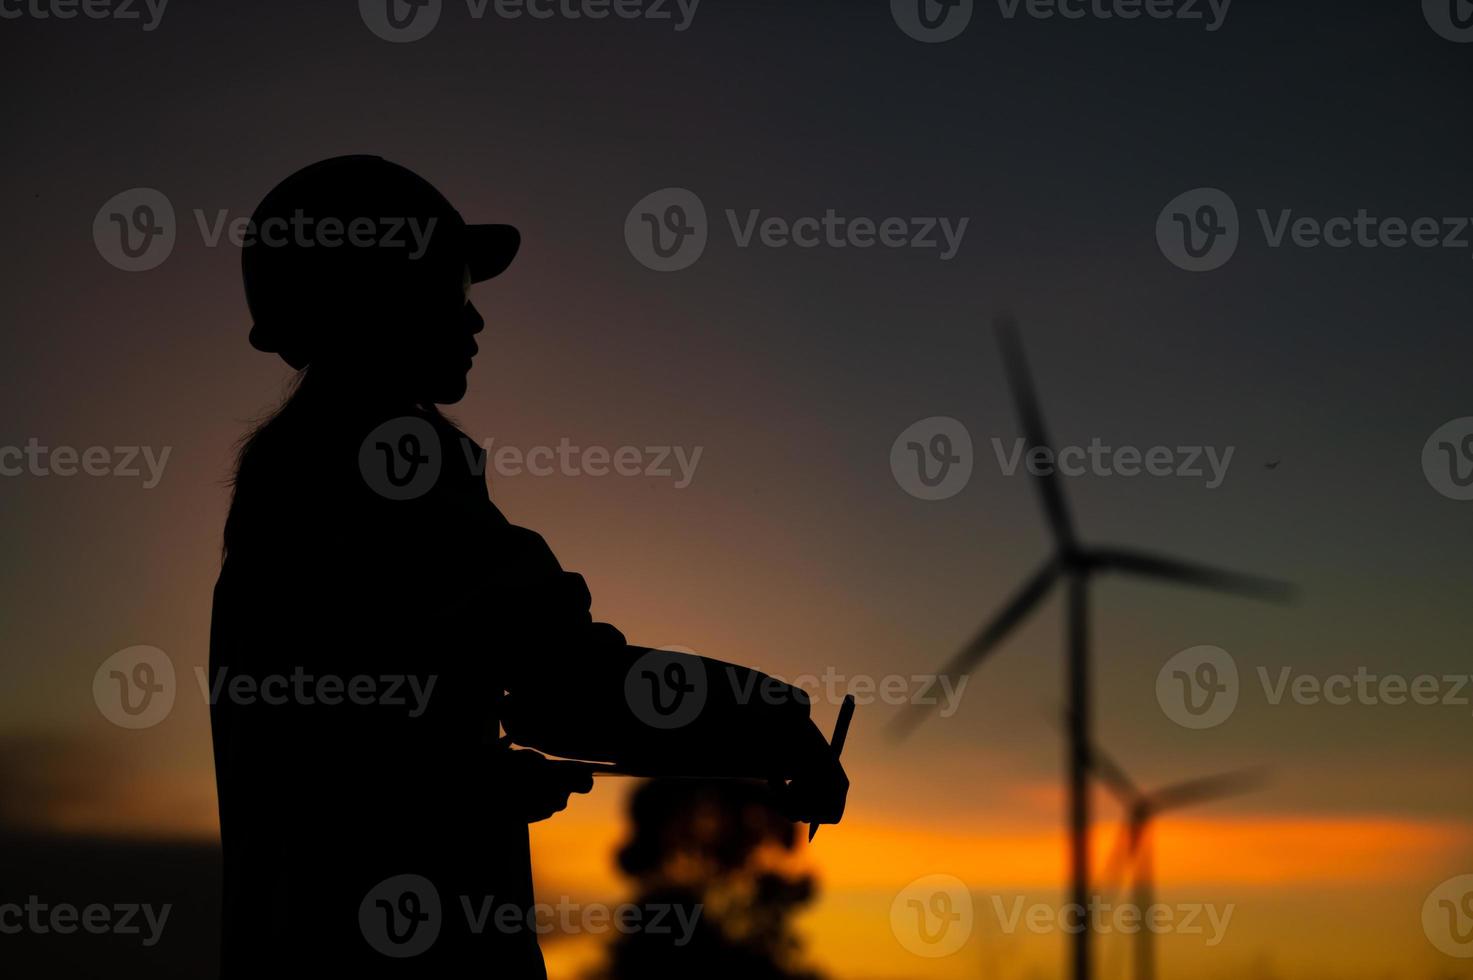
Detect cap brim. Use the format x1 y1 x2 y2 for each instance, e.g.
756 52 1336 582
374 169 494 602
466 223 520 282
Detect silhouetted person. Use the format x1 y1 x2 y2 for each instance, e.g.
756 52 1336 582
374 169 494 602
209 156 847 978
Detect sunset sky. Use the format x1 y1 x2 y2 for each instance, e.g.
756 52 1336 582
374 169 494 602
2 1 1472 978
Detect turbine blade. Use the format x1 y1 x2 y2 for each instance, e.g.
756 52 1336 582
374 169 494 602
995 315 1076 548
1039 710 1142 806
1090 547 1295 602
1149 767 1268 813
889 560 1059 739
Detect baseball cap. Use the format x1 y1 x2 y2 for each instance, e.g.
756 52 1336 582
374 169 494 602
242 155 520 369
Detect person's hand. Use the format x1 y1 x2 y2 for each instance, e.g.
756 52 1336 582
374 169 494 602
772 728 849 829
498 740 595 823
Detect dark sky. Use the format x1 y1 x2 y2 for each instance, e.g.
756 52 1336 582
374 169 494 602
1 1 1471 977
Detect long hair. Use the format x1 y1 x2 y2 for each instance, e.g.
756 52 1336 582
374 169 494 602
222 370 309 559
221 368 461 559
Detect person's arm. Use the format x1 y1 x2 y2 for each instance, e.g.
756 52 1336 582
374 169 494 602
490 524 848 826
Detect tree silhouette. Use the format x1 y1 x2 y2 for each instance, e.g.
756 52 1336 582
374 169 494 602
593 779 827 980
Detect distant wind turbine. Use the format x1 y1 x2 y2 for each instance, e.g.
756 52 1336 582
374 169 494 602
891 315 1294 980
1089 746 1266 980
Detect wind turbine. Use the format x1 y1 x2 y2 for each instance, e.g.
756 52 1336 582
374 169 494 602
1089 746 1265 980
891 315 1293 980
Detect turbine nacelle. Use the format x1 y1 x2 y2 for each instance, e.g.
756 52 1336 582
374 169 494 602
890 318 1295 741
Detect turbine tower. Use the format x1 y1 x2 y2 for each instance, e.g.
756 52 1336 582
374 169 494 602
1089 746 1265 980
892 315 1294 980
